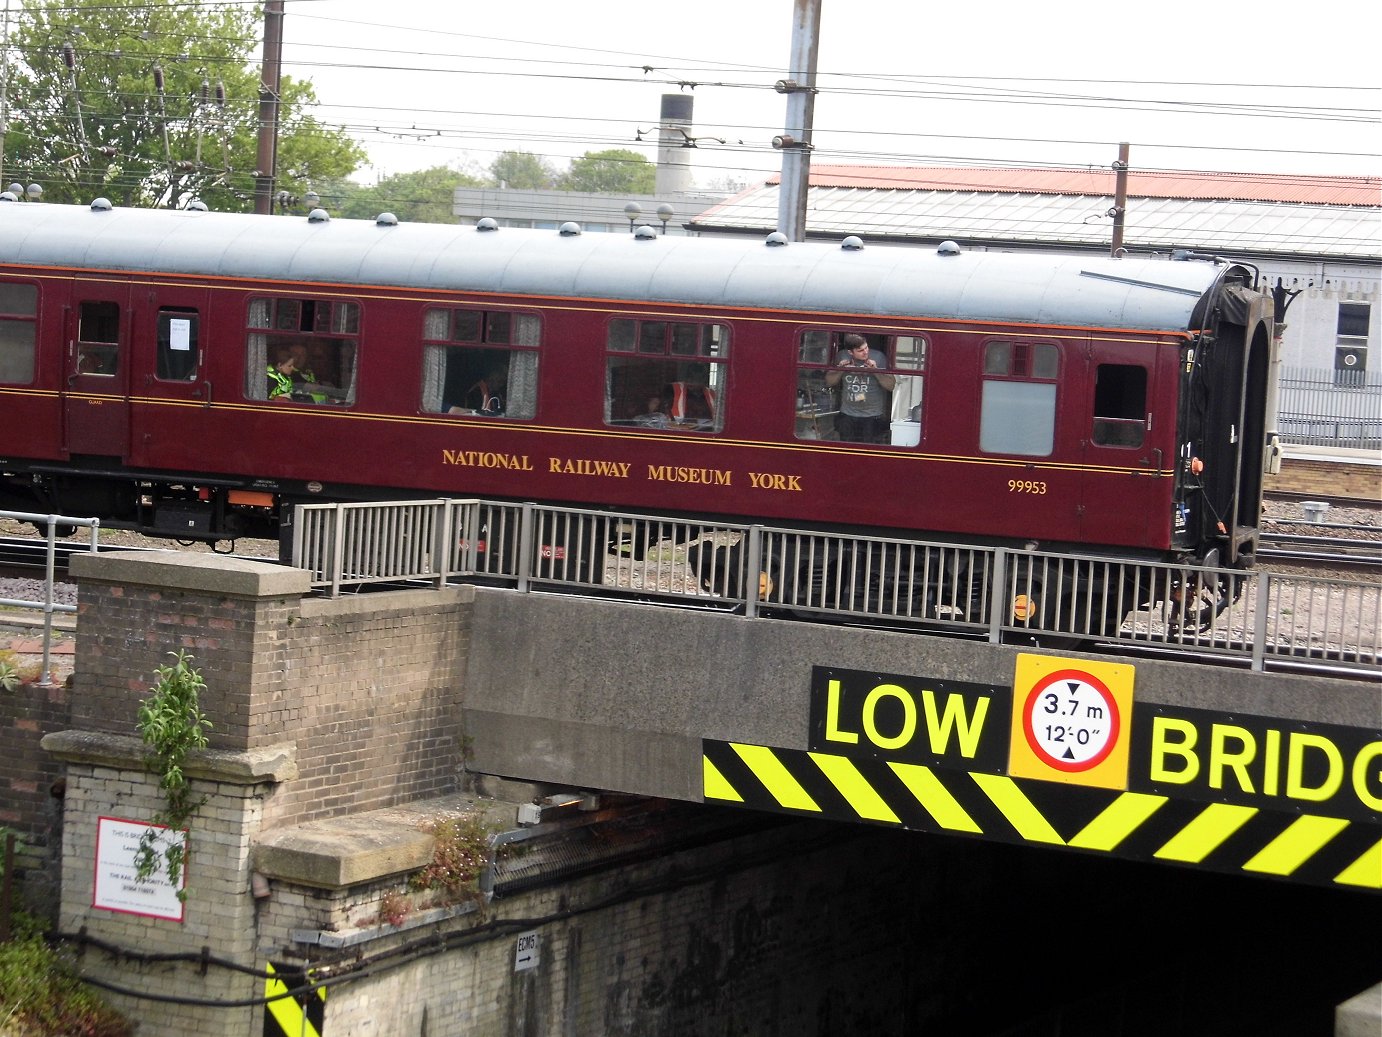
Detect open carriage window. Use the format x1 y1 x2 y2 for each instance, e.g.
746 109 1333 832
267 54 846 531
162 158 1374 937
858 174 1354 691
604 318 727 432
420 307 541 419
1091 363 1147 448
246 296 359 404
794 329 925 445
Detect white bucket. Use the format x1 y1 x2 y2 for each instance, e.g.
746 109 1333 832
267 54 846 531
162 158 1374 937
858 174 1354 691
1300 500 1330 523
890 420 920 447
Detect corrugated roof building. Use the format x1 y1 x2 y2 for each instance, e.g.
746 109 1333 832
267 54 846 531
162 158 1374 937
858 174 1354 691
690 166 1381 420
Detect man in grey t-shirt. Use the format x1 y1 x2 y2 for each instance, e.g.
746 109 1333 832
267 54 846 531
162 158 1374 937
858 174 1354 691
825 333 895 442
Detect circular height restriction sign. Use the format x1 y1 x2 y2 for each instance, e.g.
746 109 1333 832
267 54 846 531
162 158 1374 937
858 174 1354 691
1021 669 1121 772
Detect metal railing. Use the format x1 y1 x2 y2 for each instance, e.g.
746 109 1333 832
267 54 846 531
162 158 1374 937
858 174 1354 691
0 510 101 686
1278 365 1382 450
292 500 1380 677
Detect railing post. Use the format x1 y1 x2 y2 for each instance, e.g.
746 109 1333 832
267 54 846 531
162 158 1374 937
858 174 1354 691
434 500 453 589
37 515 58 686
329 503 347 598
987 549 1008 645
1251 575 1271 672
516 504 535 593
744 526 764 619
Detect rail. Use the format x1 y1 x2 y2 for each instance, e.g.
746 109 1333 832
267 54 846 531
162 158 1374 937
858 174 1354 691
291 500 1380 678
0 510 101 686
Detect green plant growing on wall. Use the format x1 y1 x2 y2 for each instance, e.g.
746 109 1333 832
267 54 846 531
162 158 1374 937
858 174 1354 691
407 815 494 909
133 651 212 899
0 658 19 692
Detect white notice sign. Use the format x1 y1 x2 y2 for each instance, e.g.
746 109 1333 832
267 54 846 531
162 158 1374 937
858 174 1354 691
169 318 191 351
93 816 187 922
514 930 540 972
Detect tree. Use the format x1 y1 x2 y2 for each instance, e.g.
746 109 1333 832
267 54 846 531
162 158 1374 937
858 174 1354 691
332 165 485 224
489 150 558 190
559 149 655 194
2 0 364 210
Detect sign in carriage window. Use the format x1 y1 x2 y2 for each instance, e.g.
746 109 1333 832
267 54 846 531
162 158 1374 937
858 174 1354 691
156 309 199 382
420 307 541 419
0 281 37 384
979 340 1060 456
245 297 359 404
604 318 727 432
794 329 926 445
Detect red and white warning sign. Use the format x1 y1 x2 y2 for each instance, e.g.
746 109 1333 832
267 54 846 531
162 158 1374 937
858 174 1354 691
1008 655 1135 789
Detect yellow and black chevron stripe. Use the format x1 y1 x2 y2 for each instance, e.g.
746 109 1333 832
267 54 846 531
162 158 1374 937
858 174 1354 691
702 739 1382 892
264 962 327 1037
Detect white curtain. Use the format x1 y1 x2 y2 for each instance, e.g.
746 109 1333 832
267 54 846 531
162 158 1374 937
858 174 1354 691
506 314 541 418
246 299 270 399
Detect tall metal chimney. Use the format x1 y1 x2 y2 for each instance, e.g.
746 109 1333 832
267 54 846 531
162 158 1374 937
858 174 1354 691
655 94 695 197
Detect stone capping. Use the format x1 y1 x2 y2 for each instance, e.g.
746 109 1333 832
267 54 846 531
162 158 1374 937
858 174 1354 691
41 730 299 784
69 550 311 599
298 583 474 620
254 814 438 891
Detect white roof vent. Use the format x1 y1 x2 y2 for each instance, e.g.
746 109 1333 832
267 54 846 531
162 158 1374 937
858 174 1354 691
375 212 399 227
841 235 864 251
937 240 961 256
633 225 658 240
559 221 582 236
765 231 789 247
307 208 330 223
476 217 499 232
90 197 113 212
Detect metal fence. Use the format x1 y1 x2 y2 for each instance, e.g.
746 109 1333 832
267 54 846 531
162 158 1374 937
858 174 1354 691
0 509 101 686
292 500 1380 678
1277 366 1382 450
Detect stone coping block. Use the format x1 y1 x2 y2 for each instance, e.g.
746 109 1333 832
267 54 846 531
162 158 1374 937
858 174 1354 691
254 814 441 890
1336 982 1382 1037
298 584 473 620
42 729 299 784
69 550 311 599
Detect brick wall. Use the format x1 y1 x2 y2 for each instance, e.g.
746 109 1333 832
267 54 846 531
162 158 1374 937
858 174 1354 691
49 750 274 1037
281 822 1013 1037
1267 457 1381 502
259 592 471 828
0 677 69 915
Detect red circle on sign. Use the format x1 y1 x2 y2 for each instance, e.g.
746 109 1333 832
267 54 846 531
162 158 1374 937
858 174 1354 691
1021 669 1121 772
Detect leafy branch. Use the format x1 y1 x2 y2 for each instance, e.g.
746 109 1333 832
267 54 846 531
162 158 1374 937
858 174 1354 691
133 651 212 899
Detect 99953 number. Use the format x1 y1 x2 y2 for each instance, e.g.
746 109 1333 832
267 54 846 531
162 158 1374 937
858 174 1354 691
1008 479 1048 494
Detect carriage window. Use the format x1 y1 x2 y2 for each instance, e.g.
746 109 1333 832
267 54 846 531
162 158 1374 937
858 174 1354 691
420 307 541 419
77 301 120 376
245 296 359 404
156 309 199 382
795 330 926 445
1092 364 1147 448
0 281 37 384
980 339 1059 456
605 318 727 432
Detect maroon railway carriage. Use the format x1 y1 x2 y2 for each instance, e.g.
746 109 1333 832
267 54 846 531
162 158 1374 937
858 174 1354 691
0 201 1273 627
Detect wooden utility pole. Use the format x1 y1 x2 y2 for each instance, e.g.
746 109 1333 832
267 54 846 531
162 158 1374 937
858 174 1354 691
253 1 284 215
775 0 821 242
1110 142 1129 257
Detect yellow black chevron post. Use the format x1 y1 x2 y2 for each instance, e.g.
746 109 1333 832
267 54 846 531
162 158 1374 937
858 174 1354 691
264 961 327 1037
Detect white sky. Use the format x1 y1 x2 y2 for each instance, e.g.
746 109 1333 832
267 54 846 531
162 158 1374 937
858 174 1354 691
280 0 1382 187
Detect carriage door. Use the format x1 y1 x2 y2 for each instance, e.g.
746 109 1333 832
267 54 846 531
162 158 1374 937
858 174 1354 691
65 282 131 457
131 284 210 469
1081 341 1162 546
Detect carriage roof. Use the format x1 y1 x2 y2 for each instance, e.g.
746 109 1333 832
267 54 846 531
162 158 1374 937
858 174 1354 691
0 201 1246 333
